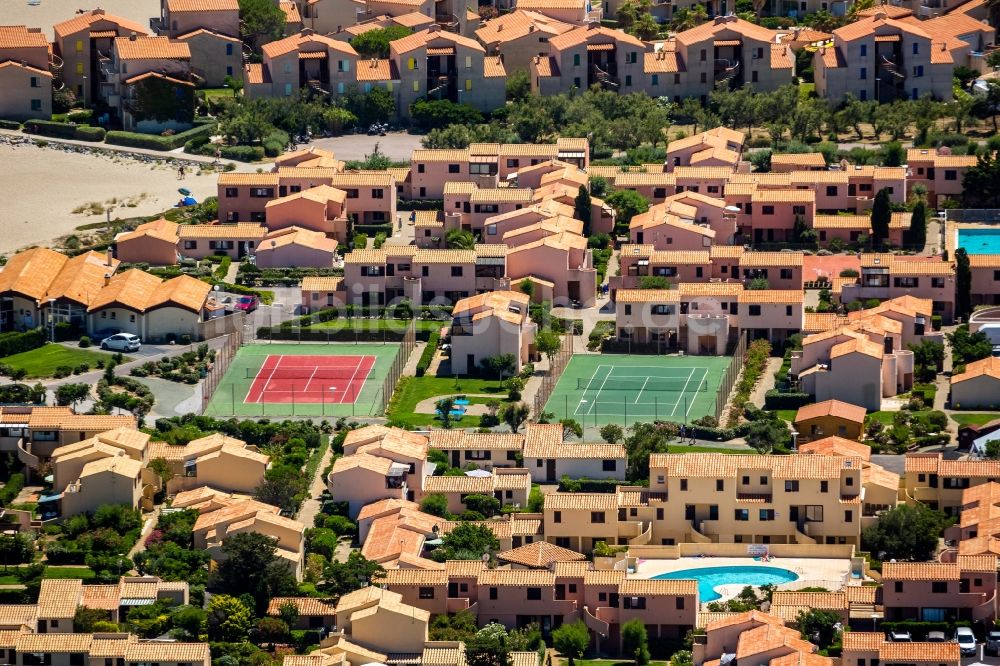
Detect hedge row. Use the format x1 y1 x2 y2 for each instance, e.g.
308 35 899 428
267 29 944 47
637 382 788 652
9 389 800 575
415 331 440 376
878 620 973 638
763 390 813 410
558 477 621 493
257 326 433 344
0 473 25 507
0 120 21 130
105 122 215 151
654 419 754 442
23 119 105 141
0 328 47 358
398 199 445 211
187 142 263 161
293 304 452 325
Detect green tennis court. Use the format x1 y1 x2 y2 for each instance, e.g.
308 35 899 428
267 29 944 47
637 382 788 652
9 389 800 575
203 343 401 417
544 354 731 427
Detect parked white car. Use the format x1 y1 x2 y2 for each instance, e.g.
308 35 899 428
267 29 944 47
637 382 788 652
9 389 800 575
956 627 977 657
100 333 141 352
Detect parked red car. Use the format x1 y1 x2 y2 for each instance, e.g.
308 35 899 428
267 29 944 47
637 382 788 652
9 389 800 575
235 295 259 313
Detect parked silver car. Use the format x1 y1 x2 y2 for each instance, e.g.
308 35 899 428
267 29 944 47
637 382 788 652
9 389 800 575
100 333 141 352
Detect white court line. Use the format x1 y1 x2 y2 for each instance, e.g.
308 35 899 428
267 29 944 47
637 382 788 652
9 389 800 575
587 365 614 415
341 356 366 402
253 355 282 403
301 367 319 395
574 364 608 417
685 368 709 417
668 368 696 417
634 376 651 404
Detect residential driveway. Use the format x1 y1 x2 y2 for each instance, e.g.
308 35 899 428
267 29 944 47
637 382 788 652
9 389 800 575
310 132 425 162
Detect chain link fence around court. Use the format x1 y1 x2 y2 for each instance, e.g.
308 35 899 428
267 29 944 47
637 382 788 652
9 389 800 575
716 331 747 422
533 331 574 418
200 327 243 414
200 322 416 419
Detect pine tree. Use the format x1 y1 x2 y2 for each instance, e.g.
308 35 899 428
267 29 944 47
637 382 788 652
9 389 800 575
909 200 927 250
870 188 891 249
574 186 592 236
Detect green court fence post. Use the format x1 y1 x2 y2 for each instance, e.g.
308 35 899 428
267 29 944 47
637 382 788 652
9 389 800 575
655 395 658 422
684 396 688 425
623 395 627 429
292 386 295 416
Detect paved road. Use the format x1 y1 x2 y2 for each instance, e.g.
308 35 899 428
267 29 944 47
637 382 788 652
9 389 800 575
296 442 334 529
310 132 425 162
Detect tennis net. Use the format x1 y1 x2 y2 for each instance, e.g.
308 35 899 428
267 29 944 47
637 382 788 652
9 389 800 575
576 377 708 392
246 367 367 379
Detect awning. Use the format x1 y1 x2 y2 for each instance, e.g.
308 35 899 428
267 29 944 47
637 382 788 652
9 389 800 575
120 598 156 606
90 30 117 38
299 51 327 59
587 43 615 51
559 151 586 159
427 47 455 56
714 39 741 46
875 34 901 42
38 493 63 503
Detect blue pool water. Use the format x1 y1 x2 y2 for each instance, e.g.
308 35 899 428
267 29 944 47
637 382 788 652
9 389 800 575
958 228 1000 254
653 565 799 601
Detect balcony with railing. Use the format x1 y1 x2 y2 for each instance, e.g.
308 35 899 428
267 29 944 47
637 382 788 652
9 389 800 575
16 439 39 469
688 520 712 543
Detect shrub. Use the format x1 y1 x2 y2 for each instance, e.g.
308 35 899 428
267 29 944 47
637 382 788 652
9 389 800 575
415 332 440 377
105 123 215 151
0 473 25 506
0 120 20 130
78 336 91 348
23 119 80 139
763 390 813 409
0 328 46 357
73 126 106 142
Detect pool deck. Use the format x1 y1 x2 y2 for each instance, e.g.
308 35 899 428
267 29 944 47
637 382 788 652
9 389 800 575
631 556 854 602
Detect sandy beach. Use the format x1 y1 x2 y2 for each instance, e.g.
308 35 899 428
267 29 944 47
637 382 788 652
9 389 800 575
0 0 160 38
0 142 223 255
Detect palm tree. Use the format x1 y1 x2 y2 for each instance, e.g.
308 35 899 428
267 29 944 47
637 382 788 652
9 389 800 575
444 229 475 249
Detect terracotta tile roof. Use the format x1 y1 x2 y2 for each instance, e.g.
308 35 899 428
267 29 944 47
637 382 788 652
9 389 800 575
37 580 83 619
267 596 337 616
738 251 803 267
391 28 484 55
15 634 95 653
882 561 959 580
125 642 210 661
705 609 785 631
376 568 449 586
54 10 148 39
650 452 862 479
301 276 343 292
772 591 847 610
483 55 506 78
644 50 682 73
771 152 826 168
167 0 239 9
115 35 190 60
446 559 488 576
675 15 778 46
498 541 586 567
830 337 884 360
544 492 618 510
799 436 871 460
117 218 179 244
81 584 122 611
179 222 266 239
423 646 467 666
260 226 338 253
523 439 625 460
952 356 1000 384
263 31 357 58
0 247 73 301
880 642 960 661
476 10 572 44
355 58 398 81
0 605 36 627
478 569 555 586
621 578 698 596
738 290 803 304
794 399 866 424
0 25 48 49
957 553 998 572
678 282 743 297
751 189 816 203
843 632 883 651
548 24 644 50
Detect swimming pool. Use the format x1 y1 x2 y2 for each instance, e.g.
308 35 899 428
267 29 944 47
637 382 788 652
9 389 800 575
958 228 1000 254
653 565 799 601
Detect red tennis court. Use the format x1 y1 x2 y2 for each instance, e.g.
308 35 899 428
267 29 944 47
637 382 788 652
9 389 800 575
244 354 375 404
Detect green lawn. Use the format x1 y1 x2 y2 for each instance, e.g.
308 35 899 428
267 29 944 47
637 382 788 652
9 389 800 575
0 565 96 585
950 413 999 428
867 411 898 426
386 375 510 428
774 409 798 422
0 344 123 378
201 87 238 101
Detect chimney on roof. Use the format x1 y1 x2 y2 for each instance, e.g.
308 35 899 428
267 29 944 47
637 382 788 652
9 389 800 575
104 273 112 287
587 21 599 29
429 23 441 32
498 23 504 31
714 15 725 23
129 31 137 40
873 11 887 19
302 27 315 36
106 247 113 267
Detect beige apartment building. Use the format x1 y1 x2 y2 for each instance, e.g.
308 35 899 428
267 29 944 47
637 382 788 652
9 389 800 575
475 10 573 73
0 407 136 467
107 35 193 131
52 9 148 106
530 24 647 96
951 356 1000 410
155 0 243 86
147 432 270 494
814 13 964 103
0 25 53 120
842 633 959 666
906 148 979 207
880 557 999 622
839 254 955 323
449 291 537 375
541 453 894 552
904 453 1000 515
